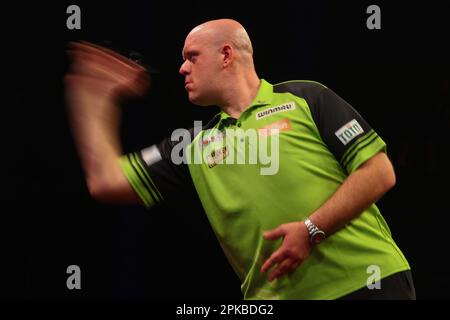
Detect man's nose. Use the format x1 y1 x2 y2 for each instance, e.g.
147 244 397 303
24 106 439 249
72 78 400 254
179 60 189 76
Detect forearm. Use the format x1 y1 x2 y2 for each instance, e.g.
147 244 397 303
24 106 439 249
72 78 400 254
66 83 123 192
308 152 396 236
65 41 151 204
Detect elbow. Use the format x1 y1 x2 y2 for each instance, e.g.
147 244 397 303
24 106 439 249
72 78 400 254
374 152 396 192
386 170 396 191
85 168 138 205
87 180 108 203
383 164 396 192
86 176 115 203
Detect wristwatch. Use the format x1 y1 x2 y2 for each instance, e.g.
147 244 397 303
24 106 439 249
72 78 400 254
304 218 326 245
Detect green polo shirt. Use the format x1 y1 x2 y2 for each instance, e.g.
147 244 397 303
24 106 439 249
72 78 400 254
120 79 410 299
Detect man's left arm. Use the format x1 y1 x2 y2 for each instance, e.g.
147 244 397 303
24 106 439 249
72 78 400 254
309 151 396 236
261 151 395 282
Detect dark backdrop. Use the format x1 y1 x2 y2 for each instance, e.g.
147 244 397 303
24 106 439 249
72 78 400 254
4 0 449 299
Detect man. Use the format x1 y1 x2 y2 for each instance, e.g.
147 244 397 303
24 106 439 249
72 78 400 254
65 19 415 299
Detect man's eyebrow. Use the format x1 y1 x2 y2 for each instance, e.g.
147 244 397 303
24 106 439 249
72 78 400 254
182 49 199 60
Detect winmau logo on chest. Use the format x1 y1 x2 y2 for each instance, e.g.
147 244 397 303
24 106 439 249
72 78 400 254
256 102 296 120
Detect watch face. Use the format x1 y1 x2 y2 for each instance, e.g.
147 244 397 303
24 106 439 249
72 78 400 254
311 231 326 244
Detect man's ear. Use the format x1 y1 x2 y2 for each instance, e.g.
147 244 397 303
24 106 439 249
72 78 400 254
222 44 233 68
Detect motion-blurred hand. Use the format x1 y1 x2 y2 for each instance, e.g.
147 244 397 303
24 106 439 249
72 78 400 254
65 41 151 103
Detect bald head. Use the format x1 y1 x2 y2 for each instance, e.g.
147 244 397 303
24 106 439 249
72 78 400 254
179 19 259 108
187 19 253 57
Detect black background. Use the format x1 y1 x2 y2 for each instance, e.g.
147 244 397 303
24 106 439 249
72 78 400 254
4 0 449 300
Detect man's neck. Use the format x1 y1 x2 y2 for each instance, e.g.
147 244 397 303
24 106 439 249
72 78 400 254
220 75 261 119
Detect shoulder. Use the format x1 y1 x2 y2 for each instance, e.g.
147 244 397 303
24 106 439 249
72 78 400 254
273 80 328 98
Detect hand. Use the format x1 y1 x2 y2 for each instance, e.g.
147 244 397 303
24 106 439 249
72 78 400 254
260 221 312 282
65 41 151 102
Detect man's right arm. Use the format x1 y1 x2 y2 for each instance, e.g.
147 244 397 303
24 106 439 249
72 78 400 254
65 41 150 204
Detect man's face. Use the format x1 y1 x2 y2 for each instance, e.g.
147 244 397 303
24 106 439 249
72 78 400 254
179 32 222 106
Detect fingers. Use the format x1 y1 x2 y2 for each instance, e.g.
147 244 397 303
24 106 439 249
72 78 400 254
268 259 299 282
66 41 151 98
263 226 285 240
260 226 286 273
79 41 147 71
68 47 138 80
67 41 147 83
69 41 146 72
260 250 286 273
261 250 302 282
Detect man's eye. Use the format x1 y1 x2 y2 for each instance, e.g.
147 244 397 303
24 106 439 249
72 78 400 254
187 54 198 62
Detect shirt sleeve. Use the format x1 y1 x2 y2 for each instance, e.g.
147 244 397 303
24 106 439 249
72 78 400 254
119 135 195 208
309 86 387 173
